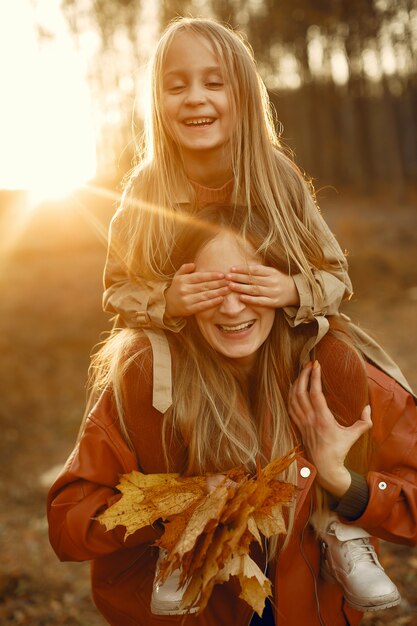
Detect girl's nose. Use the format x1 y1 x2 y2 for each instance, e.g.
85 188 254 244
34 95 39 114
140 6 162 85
218 291 246 316
185 82 206 105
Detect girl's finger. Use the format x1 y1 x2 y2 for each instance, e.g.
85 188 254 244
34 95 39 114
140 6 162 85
228 281 262 296
188 296 225 313
193 280 229 293
186 271 225 284
198 286 230 300
238 295 275 307
175 263 196 275
178 278 228 295
228 265 271 277
226 271 254 285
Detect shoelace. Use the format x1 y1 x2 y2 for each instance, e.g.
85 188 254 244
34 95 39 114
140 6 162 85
347 538 377 564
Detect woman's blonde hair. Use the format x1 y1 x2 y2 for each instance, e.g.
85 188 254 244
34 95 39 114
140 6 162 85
90 206 310 553
91 205 368 548
114 17 344 295
94 205 309 474
97 202 359 463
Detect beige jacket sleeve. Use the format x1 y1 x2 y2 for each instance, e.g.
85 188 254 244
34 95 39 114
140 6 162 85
283 207 353 327
103 208 185 332
104 202 351 332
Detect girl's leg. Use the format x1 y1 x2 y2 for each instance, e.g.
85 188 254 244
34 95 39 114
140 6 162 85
310 510 400 612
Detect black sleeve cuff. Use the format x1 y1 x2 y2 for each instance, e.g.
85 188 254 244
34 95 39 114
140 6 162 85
331 470 369 520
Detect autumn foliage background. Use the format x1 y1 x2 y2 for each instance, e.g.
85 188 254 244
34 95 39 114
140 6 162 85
1 1 417 624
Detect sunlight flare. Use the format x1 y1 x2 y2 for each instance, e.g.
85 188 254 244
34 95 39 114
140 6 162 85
0 0 97 205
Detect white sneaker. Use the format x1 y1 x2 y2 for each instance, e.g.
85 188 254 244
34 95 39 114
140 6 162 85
320 521 401 612
150 549 199 616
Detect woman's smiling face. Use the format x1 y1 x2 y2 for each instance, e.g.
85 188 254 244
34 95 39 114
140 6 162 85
193 232 275 369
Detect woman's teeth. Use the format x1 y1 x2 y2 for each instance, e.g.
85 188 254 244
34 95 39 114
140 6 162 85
217 321 254 333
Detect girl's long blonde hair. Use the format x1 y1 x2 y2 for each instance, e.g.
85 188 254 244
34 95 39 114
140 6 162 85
113 17 344 295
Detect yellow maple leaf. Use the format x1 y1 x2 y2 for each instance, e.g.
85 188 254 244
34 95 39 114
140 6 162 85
253 504 286 538
238 553 272 617
98 471 207 538
213 553 272 617
247 515 262 545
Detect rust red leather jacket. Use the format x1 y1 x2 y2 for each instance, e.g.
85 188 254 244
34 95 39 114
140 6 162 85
47 336 417 626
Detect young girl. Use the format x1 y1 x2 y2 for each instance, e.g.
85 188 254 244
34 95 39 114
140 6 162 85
103 16 351 344
48 206 417 626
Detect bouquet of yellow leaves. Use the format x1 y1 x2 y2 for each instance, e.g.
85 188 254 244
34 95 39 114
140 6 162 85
98 450 297 617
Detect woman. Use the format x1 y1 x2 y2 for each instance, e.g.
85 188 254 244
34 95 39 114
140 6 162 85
48 206 417 625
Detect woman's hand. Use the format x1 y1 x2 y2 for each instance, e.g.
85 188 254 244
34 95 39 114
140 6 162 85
226 264 300 309
206 474 237 493
165 263 230 318
288 361 372 498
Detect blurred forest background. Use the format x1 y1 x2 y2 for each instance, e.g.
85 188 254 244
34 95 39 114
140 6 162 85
0 0 417 625
60 0 417 191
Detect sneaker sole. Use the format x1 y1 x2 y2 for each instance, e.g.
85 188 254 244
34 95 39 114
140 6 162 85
151 603 199 616
321 566 401 612
345 593 401 613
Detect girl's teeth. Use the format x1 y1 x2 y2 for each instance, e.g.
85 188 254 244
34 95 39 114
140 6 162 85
218 321 254 333
185 119 213 126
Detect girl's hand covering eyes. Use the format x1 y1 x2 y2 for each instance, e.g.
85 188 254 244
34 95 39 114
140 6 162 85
288 361 372 498
165 263 230 318
226 265 300 309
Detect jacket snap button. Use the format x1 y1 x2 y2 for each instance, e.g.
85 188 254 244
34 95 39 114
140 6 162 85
378 481 387 490
300 467 311 478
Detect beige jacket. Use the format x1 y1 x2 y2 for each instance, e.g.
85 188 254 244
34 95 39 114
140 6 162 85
103 181 414 411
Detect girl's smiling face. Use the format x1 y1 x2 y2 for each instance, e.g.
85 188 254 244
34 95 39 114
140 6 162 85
193 232 275 370
161 31 233 163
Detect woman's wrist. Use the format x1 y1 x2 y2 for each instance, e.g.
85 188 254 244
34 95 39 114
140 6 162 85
332 470 369 520
316 466 352 499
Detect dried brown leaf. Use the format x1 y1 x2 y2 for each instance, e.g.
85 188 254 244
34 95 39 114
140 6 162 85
253 504 286 538
169 482 230 558
99 449 298 616
260 449 298 482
